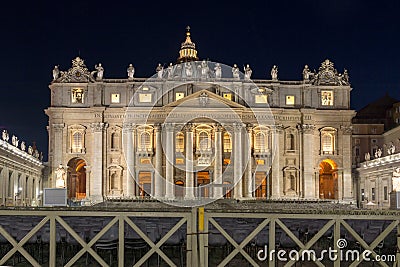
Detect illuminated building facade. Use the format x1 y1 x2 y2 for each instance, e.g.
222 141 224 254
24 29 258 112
46 29 355 204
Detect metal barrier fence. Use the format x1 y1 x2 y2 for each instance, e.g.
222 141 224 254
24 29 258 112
0 208 399 267
201 211 400 267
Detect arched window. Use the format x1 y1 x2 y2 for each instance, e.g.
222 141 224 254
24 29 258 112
321 128 336 154
111 132 120 150
322 133 334 154
223 132 232 152
198 131 209 151
254 132 266 152
176 132 184 152
140 132 151 151
72 132 83 153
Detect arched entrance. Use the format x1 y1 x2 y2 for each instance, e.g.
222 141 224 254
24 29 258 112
67 158 87 200
319 159 338 200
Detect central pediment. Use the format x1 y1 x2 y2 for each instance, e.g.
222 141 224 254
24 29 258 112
165 89 245 109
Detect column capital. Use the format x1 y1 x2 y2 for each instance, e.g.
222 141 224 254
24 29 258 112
52 123 65 131
233 122 244 132
297 123 315 134
122 122 135 132
163 123 175 132
272 124 285 132
184 123 195 132
90 122 108 132
154 123 162 132
213 123 223 132
340 125 353 135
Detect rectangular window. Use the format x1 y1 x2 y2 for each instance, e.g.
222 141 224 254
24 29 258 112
223 159 231 165
256 159 265 165
321 91 333 106
384 186 388 201
111 93 120 103
139 93 152 103
175 158 184 165
371 188 376 201
285 95 295 105
255 95 268 104
223 93 232 101
176 92 185 101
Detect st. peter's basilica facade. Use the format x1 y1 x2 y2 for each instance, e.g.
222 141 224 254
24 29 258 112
46 29 355 204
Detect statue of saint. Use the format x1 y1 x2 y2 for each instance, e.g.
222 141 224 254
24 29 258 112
167 63 173 79
244 64 252 80
232 64 240 79
343 69 349 83
200 60 209 78
302 65 310 80
127 64 135 80
55 164 66 188
185 62 193 77
28 146 33 155
156 63 164 79
95 63 104 80
20 141 26 151
11 135 19 147
214 63 222 79
390 144 396 154
52 66 60 81
271 65 278 80
364 152 370 161
2 130 9 142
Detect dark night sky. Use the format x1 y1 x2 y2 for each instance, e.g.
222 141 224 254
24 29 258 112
1 0 400 160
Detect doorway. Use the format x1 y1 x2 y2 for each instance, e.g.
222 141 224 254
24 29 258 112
67 158 87 200
319 159 338 200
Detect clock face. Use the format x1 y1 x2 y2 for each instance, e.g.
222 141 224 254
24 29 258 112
72 69 84 81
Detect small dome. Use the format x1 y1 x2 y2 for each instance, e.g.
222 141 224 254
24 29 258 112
177 26 199 63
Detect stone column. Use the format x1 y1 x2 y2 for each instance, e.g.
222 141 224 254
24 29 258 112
185 123 195 199
90 122 108 203
84 166 91 199
123 123 135 197
271 125 283 199
341 125 353 202
52 123 64 188
164 123 175 199
233 123 243 199
154 123 163 198
300 124 316 199
213 124 223 199
244 125 254 198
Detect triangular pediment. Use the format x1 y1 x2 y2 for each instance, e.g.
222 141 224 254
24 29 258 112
165 89 245 109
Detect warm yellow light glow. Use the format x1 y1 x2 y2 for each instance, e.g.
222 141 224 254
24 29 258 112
176 158 184 164
223 93 232 101
286 95 295 105
111 93 120 103
176 92 185 100
256 159 265 165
